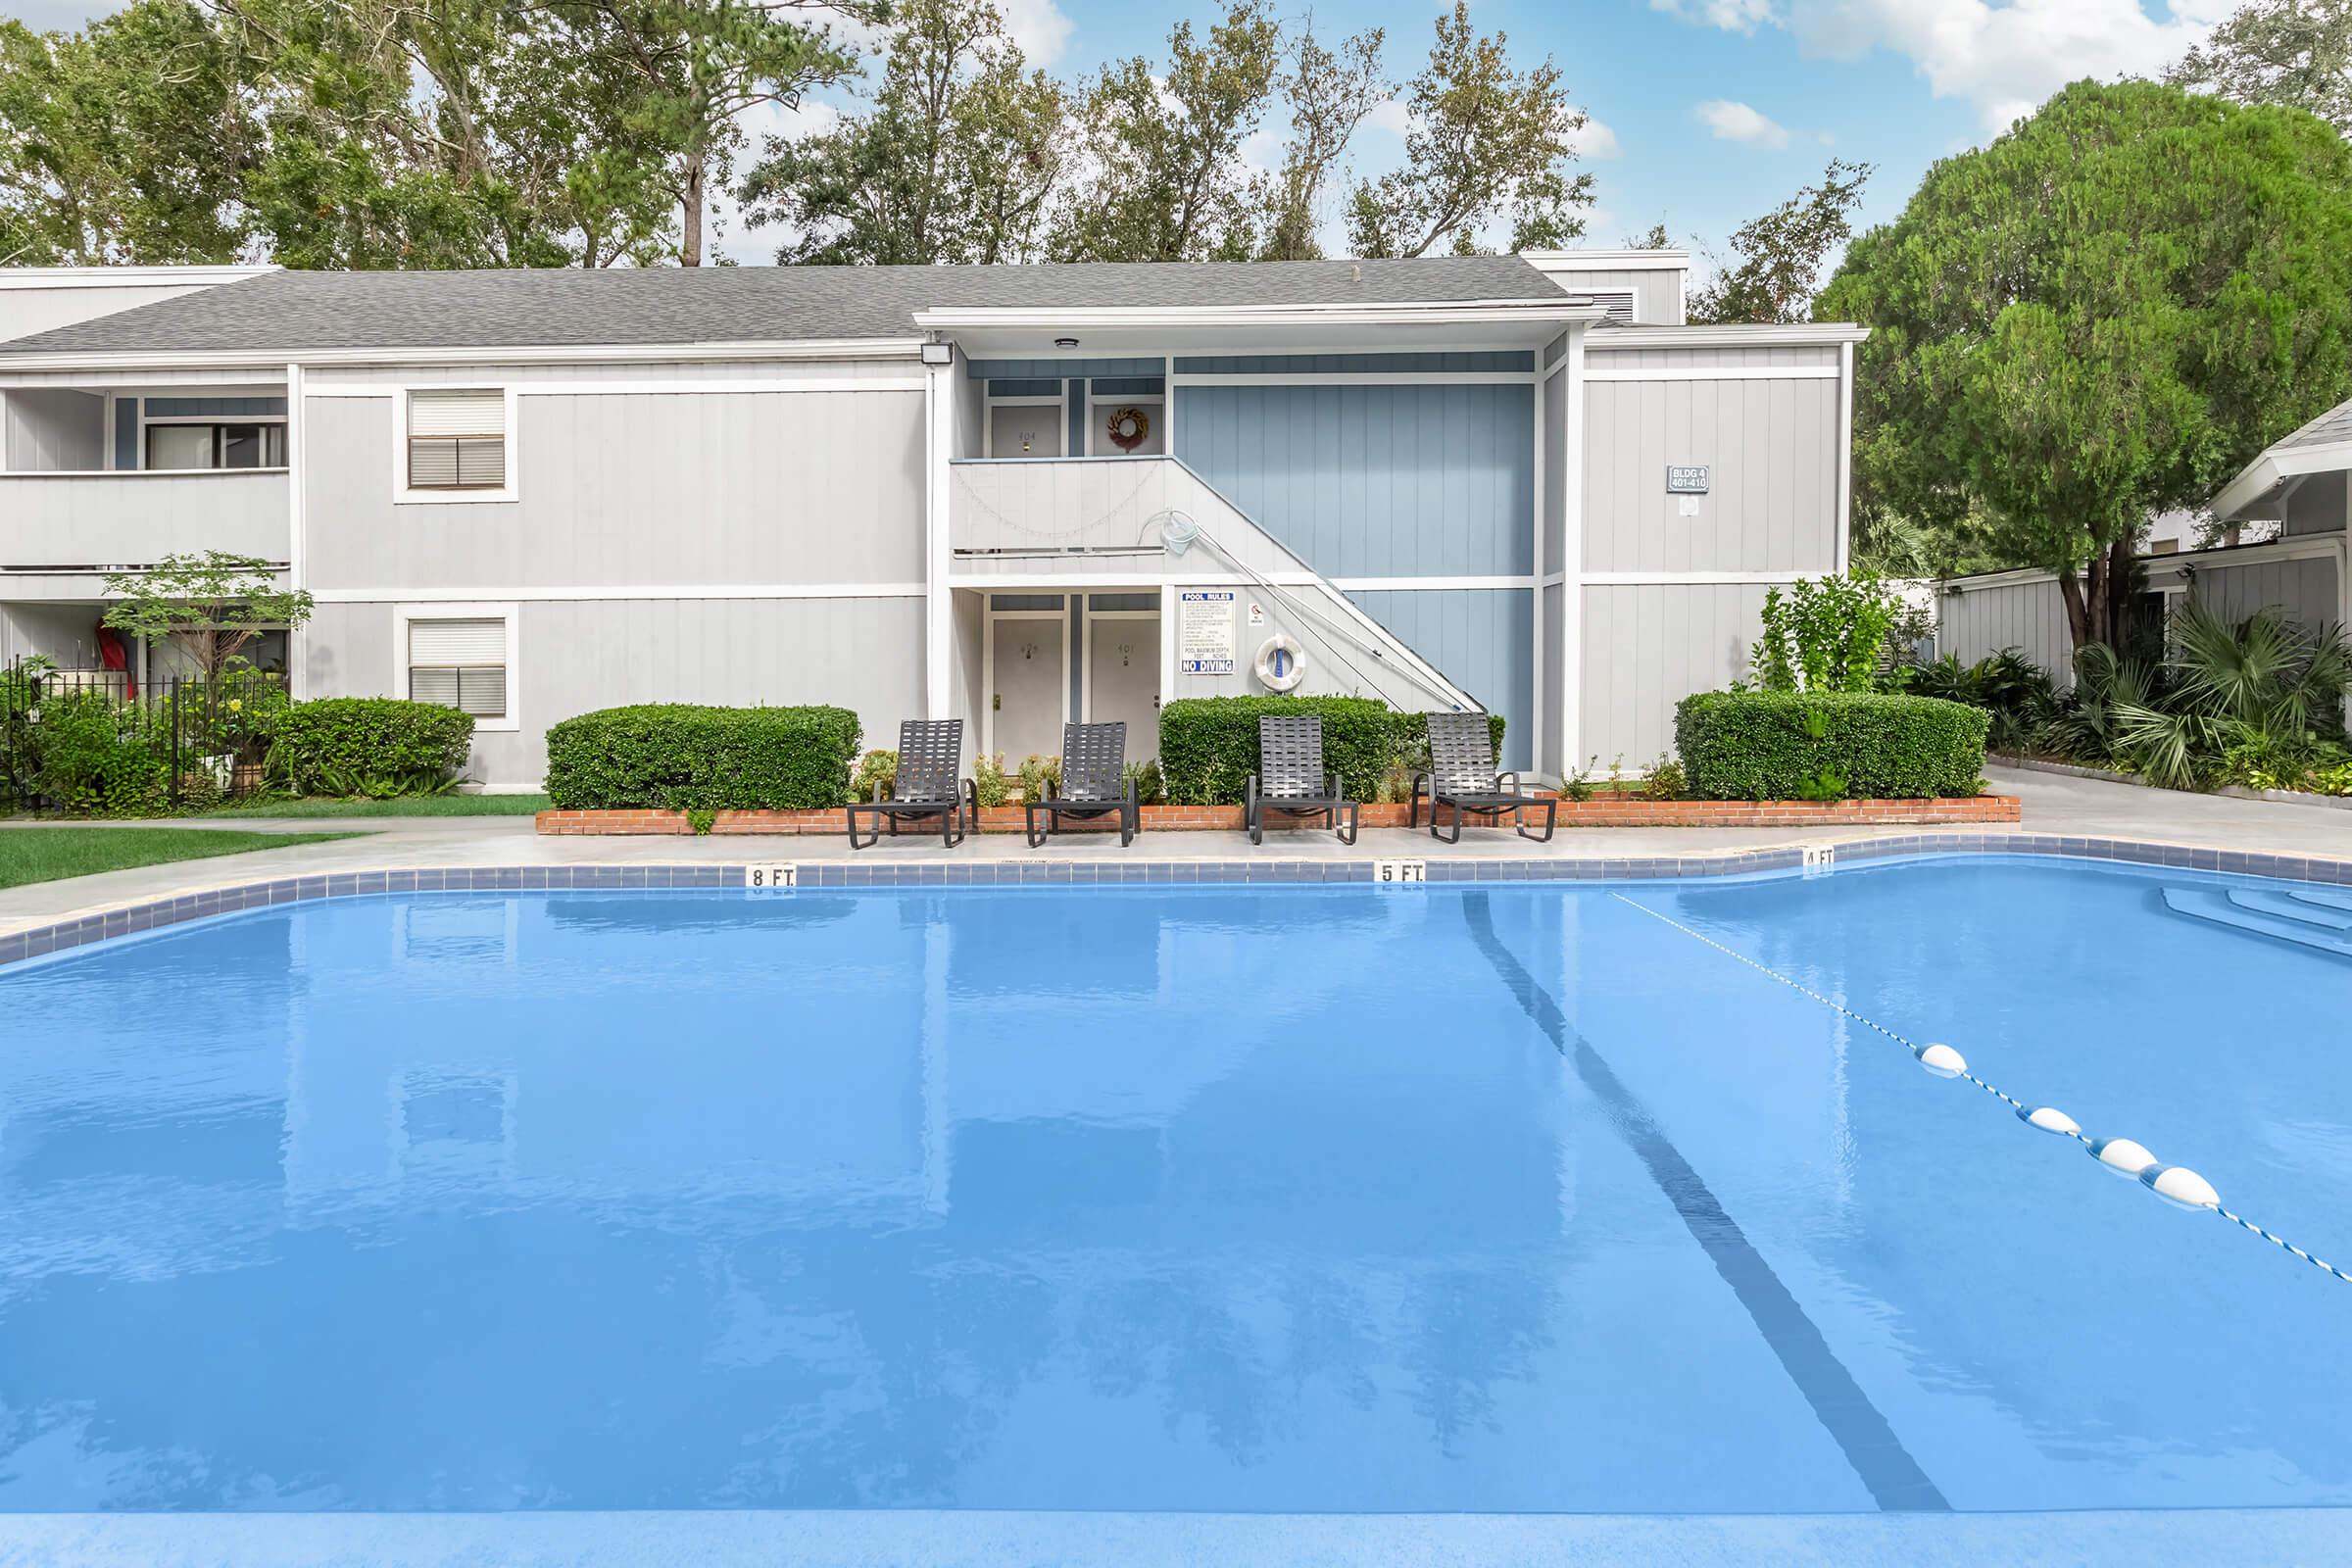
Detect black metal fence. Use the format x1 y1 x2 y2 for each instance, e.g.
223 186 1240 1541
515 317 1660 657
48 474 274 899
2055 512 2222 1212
1 657 290 812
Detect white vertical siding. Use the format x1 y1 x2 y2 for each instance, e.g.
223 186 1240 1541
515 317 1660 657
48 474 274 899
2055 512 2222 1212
303 596 926 788
1937 577 2076 682
304 382 926 592
3 389 104 470
1580 583 1772 767
1582 373 1839 573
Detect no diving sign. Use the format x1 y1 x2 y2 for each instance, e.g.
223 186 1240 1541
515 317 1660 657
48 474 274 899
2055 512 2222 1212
1179 590 1238 675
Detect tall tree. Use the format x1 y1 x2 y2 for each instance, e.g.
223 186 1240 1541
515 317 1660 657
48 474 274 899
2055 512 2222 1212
2168 0 2352 132
1820 80 2352 653
550 0 862 265
1049 0 1280 263
1688 159 1870 325
1250 19 1387 262
1344 1 1591 259
738 0 1067 265
205 0 681 267
0 0 252 266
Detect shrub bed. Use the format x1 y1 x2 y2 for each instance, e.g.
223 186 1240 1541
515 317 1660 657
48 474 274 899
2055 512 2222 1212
1158 696 1506 807
544 704 862 810
270 698 476 799
1675 691 1987 801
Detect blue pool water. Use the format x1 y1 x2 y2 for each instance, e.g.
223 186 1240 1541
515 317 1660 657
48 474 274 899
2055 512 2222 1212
1 855 2348 1518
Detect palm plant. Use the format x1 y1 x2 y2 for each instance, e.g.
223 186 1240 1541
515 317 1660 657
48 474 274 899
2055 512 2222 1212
2037 643 2156 765
2103 604 2352 791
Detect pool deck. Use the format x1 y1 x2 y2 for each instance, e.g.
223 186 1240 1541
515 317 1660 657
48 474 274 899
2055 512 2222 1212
1 763 2345 942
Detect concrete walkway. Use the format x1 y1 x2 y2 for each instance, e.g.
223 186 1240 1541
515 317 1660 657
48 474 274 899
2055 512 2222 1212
1 764 2344 939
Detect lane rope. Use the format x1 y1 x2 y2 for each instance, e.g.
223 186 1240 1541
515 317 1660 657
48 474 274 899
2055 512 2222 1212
1608 890 2352 1289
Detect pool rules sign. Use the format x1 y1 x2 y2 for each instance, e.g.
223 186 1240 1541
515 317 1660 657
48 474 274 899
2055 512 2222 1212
1178 590 1238 675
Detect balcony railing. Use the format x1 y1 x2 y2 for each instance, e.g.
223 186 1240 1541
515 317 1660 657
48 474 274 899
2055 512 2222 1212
0 468 289 574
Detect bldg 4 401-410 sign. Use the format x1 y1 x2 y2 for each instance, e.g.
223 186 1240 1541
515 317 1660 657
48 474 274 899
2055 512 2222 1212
1665 465 1710 494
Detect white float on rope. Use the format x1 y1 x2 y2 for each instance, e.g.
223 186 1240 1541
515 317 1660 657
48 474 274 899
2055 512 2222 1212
1913 1042 1967 1079
2089 1136 2158 1178
2142 1164 2222 1211
2017 1104 2082 1137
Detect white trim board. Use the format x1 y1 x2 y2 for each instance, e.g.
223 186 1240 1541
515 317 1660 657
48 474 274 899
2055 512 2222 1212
312 582 927 604
1582 366 1840 382
1591 323 1870 349
1583 570 1818 586
1329 575 1535 592
1169 371 1536 387
308 377 928 400
0 338 929 373
0 265 275 289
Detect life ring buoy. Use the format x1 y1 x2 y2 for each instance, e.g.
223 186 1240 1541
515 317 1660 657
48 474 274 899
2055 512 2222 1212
1255 633 1304 692
1105 406 1152 452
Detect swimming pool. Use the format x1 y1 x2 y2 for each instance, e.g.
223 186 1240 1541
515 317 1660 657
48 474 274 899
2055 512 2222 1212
0 855 2346 1525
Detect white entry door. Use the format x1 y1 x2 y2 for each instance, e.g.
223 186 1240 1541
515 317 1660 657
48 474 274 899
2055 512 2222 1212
989 613 1066 766
1087 612 1160 761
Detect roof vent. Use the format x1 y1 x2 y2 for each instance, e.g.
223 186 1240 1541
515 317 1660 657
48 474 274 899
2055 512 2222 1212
1577 290 1639 324
1349 264 1361 283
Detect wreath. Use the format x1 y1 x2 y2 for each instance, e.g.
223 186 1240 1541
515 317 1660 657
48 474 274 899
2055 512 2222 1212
1104 405 1152 452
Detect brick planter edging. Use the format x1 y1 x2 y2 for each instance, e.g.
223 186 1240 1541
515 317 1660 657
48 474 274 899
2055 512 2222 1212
536 796 2024 836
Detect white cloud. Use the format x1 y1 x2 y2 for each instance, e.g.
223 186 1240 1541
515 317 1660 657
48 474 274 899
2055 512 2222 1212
997 0 1075 69
1649 0 1778 33
1570 116 1623 160
1652 0 2230 134
1695 99 1792 148
1364 97 1417 139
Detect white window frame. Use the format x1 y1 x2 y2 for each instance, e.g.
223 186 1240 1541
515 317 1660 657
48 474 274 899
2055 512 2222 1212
394 385 518 504
1083 393 1166 458
395 601 519 732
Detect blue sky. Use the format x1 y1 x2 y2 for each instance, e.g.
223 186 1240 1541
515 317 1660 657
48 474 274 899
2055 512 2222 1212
721 0 2234 266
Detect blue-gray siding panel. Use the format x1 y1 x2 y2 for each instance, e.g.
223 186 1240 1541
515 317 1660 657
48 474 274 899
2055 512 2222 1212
1346 587 1534 771
969 358 1164 379
1177 352 1534 373
1176 383 1536 577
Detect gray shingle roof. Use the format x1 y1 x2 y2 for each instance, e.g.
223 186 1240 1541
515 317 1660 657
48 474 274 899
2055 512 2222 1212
0 256 1565 358
2275 395 2352 451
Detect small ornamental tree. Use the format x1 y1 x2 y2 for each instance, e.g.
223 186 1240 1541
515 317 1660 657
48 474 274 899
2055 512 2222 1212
100 552 314 681
1748 573 1905 692
1820 80 2352 654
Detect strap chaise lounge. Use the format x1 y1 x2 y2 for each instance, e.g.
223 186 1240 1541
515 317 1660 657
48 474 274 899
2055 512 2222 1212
847 718 979 850
1245 714 1360 846
1410 710 1556 844
1024 721 1141 848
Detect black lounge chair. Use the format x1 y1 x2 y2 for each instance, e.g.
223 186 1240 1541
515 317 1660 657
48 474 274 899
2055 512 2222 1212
1410 710 1556 844
1246 714 1359 846
847 718 979 850
1025 721 1141 848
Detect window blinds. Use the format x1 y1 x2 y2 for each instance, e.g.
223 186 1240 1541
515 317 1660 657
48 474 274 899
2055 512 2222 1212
407 389 506 489
409 618 507 716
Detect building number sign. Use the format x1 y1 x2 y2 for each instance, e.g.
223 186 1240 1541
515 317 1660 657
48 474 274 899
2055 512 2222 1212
1666 465 1710 494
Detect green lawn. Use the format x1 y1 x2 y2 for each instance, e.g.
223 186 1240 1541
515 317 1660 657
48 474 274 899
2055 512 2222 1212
0 827 364 890
201 793 551 819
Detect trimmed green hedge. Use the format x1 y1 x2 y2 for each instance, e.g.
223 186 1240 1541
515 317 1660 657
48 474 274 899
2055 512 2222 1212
269 698 475 798
544 704 862 809
1158 696 1506 807
1675 690 1988 801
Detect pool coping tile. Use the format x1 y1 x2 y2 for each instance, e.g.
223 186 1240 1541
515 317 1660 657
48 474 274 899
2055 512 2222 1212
5 833 2352 969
